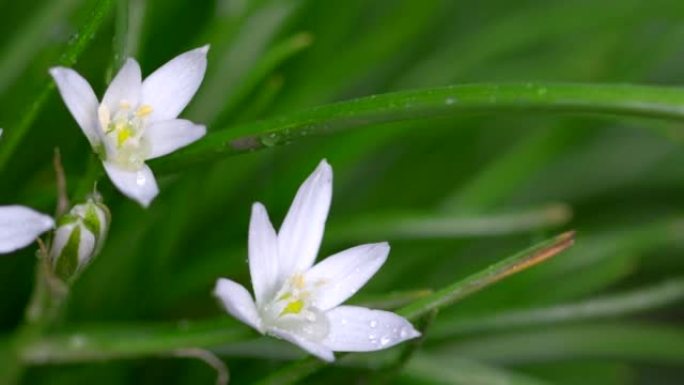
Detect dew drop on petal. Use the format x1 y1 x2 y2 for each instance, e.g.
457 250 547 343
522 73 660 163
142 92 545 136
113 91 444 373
380 336 392 347
136 172 146 186
369 320 377 328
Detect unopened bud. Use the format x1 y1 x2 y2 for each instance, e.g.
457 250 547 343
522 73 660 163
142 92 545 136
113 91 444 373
50 197 110 282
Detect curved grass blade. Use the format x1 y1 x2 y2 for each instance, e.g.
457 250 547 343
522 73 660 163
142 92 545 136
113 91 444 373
0 0 81 94
152 83 684 174
0 0 116 173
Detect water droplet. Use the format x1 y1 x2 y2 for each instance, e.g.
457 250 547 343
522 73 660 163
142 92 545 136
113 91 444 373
341 318 348 325
260 133 278 147
369 320 378 328
380 336 391 347
445 97 457 105
368 333 378 344
136 172 146 186
537 87 548 96
400 327 410 338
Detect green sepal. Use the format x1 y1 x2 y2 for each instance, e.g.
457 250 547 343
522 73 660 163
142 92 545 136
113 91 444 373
54 225 81 282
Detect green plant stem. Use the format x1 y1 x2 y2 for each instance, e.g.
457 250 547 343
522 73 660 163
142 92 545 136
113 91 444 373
21 320 253 364
153 83 684 173
0 0 116 173
1 254 69 384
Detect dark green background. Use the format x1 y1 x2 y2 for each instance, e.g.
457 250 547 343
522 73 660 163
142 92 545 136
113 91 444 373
1 0 683 384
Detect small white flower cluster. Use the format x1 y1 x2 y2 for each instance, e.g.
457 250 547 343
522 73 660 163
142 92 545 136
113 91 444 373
0 47 419 362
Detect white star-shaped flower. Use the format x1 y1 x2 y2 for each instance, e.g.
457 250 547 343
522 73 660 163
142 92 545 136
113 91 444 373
50 46 209 207
214 160 420 362
0 205 54 254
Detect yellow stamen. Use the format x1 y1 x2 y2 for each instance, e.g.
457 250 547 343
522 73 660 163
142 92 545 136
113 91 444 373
280 299 304 316
292 274 305 289
136 105 153 117
117 126 133 146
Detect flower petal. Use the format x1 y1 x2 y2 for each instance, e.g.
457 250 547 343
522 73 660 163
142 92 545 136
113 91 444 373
141 45 209 122
277 160 332 282
214 278 262 332
249 203 279 306
102 58 142 112
0 206 54 254
102 162 159 208
49 67 101 146
305 242 389 311
322 306 420 352
144 119 206 159
269 328 335 362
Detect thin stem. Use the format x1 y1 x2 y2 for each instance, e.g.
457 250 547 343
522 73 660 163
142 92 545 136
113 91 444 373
173 348 230 385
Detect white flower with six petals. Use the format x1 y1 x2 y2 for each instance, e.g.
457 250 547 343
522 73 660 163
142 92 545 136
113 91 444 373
50 46 209 207
214 160 420 362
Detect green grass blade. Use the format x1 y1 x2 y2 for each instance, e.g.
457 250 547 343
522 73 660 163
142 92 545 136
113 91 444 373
0 0 81 94
402 354 550 385
398 231 575 320
431 277 684 338
435 323 684 365
0 0 116 173
326 203 571 243
152 83 684 173
21 319 252 364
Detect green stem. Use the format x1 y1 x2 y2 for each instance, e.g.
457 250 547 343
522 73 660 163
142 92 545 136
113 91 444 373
153 83 684 173
0 0 116 173
1 252 68 384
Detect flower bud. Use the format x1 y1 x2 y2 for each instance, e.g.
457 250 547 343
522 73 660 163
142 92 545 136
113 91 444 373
50 198 110 282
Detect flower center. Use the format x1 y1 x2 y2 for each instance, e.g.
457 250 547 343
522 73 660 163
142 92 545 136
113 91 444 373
261 273 330 341
98 101 153 170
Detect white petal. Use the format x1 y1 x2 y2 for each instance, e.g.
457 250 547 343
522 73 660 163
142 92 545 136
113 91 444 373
305 242 389 311
141 45 209 122
322 306 420 352
0 206 54 254
214 278 262 332
277 160 332 282
144 119 206 159
49 67 101 146
248 203 279 306
102 58 142 112
269 328 335 362
102 162 159 208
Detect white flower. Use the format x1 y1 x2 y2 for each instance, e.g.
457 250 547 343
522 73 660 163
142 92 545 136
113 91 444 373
49 46 210 207
0 205 54 254
214 160 420 362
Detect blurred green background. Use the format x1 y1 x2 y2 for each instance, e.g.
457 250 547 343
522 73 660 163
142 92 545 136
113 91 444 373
1 0 684 384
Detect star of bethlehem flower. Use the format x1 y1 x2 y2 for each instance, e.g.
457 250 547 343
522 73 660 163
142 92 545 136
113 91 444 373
50 46 210 207
214 160 420 362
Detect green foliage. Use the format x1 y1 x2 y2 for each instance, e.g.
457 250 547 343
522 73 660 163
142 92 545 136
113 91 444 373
1 0 683 384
